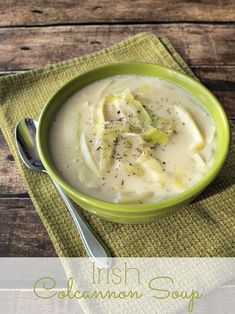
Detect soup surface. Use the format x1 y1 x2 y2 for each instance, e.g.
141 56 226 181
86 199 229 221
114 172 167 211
50 75 216 204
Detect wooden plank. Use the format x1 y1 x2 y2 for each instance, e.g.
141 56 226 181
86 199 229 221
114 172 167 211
0 198 56 256
193 66 235 119
0 0 234 26
0 24 234 72
0 131 28 195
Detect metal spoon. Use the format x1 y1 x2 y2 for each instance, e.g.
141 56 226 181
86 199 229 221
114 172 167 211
15 118 111 267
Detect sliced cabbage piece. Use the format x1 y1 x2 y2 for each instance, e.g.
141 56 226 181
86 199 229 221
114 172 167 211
119 161 145 176
92 80 113 103
95 130 117 173
106 89 152 132
143 128 169 145
93 99 127 173
104 121 129 133
94 95 129 133
121 132 146 150
174 104 204 150
121 132 145 142
169 175 186 191
167 165 186 191
207 125 216 144
123 89 152 130
80 132 100 177
94 98 106 133
134 95 151 106
116 133 147 161
192 153 206 169
115 191 153 204
92 81 113 130
137 149 165 183
93 92 135 173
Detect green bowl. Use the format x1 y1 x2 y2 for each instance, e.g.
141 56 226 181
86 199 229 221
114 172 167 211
37 63 230 224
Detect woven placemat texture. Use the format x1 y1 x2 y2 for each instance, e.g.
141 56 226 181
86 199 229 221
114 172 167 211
0 33 234 257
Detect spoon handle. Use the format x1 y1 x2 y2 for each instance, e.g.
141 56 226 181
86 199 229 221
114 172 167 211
52 179 111 267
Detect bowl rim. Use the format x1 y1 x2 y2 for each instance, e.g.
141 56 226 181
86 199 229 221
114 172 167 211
37 62 230 212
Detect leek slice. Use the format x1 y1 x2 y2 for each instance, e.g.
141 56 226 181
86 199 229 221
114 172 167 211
115 191 153 204
145 107 175 136
141 107 174 144
143 128 169 145
80 133 100 177
152 115 174 136
174 104 204 150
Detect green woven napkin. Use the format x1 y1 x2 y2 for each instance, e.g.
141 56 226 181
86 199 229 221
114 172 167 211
0 33 234 257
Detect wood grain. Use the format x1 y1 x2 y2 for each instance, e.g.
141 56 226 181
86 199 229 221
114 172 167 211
0 131 28 196
193 66 235 119
0 197 56 256
0 0 234 26
0 24 234 71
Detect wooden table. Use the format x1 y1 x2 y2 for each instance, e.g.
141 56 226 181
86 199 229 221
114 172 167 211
0 1 234 256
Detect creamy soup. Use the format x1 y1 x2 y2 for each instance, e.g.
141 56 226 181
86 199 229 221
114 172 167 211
50 75 216 204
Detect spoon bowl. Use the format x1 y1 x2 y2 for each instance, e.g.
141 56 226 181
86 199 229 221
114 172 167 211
15 119 45 172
